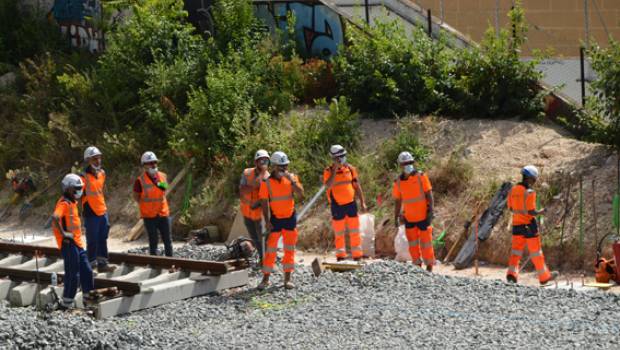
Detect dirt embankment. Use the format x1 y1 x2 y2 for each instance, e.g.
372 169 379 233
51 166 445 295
415 117 616 270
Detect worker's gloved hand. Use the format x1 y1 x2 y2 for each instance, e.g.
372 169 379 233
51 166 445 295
157 181 168 190
62 232 73 246
426 211 434 224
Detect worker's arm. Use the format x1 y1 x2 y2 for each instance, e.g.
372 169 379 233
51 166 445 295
394 199 402 228
425 190 435 221
353 181 367 212
324 164 337 188
132 192 140 203
286 173 304 199
52 216 72 241
261 199 272 231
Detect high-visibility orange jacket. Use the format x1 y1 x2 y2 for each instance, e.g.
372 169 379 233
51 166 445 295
240 167 268 220
137 171 169 218
323 165 358 205
80 169 107 216
392 172 432 222
52 197 85 249
259 175 302 219
507 183 536 226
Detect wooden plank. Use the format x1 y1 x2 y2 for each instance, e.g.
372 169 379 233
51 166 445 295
127 158 194 241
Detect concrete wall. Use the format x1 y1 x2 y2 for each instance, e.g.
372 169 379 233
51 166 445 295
414 0 620 56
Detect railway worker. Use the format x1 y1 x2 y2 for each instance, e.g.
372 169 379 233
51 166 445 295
239 149 270 260
257 151 304 290
323 145 367 261
506 165 558 285
132 151 173 257
392 151 436 272
51 174 94 309
80 146 115 273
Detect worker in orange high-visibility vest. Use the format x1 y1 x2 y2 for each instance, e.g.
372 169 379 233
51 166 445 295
392 151 436 272
132 151 173 256
52 174 94 309
506 165 558 285
239 149 270 260
323 145 367 261
80 146 115 273
257 151 304 290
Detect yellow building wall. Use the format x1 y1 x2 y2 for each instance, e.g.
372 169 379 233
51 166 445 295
414 0 620 56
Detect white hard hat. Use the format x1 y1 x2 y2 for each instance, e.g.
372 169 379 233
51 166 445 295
61 174 84 192
254 149 270 160
521 165 539 178
397 151 415 164
141 151 158 164
329 145 346 157
84 146 102 161
271 151 290 166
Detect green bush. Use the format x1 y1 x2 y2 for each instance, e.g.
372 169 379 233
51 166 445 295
379 118 430 171
333 0 544 119
333 21 447 116
455 3 545 119
587 39 620 147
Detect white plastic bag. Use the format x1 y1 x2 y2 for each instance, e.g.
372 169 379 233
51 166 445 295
394 225 411 262
359 213 376 258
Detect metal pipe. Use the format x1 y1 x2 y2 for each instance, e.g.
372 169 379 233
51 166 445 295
579 177 584 265
364 0 370 25
427 9 432 37
297 185 326 223
584 0 590 49
580 46 586 106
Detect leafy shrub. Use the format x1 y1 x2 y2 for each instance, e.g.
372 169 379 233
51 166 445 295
587 39 620 148
378 118 430 171
333 21 444 116
334 0 544 119
454 3 545 119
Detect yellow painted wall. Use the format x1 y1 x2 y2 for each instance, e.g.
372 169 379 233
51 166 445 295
414 0 620 56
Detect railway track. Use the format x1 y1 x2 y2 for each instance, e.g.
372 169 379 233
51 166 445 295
0 242 249 319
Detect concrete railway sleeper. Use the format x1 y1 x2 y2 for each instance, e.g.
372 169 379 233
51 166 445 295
0 242 249 319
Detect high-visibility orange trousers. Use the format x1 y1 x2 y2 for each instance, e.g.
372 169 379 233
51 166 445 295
332 216 363 259
262 229 298 275
405 226 435 267
506 235 552 283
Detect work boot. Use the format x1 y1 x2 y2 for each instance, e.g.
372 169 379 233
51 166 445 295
506 275 517 283
336 256 346 262
283 272 295 289
426 265 433 273
540 271 559 286
97 264 117 273
353 257 362 262
257 275 271 291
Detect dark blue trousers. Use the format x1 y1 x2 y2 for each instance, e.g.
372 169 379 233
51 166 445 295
84 213 110 267
61 242 94 304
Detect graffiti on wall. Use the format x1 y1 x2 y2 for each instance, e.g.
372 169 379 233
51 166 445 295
51 0 103 53
254 1 345 59
183 0 345 59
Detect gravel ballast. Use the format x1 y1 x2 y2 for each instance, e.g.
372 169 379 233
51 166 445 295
1 245 620 349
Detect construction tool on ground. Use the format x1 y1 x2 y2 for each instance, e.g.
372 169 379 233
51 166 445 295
454 182 512 270
311 257 363 277
127 158 194 241
444 201 485 263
